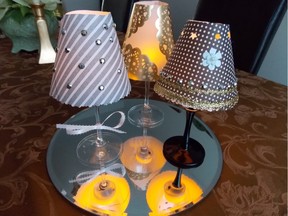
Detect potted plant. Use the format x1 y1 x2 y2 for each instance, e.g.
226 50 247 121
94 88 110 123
0 0 60 53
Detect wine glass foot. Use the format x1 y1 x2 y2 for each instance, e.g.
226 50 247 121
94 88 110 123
163 136 205 168
128 104 164 128
76 132 122 167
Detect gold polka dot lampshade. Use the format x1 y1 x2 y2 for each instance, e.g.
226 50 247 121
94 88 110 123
50 10 131 107
122 1 174 81
154 20 238 111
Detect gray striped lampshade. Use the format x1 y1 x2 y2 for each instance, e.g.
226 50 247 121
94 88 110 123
154 20 238 111
50 10 131 107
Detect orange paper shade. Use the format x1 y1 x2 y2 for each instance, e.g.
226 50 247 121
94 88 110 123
122 1 174 81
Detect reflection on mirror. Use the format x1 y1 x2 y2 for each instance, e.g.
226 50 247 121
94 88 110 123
120 134 166 191
73 173 130 216
46 99 224 215
146 171 203 215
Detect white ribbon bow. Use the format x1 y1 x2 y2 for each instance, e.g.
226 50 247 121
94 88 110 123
69 163 126 185
56 111 126 135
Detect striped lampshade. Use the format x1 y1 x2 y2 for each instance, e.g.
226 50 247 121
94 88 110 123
50 10 131 107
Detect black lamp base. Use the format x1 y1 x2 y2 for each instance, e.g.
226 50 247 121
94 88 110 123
163 136 205 169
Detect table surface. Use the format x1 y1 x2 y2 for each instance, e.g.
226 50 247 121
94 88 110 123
0 37 287 216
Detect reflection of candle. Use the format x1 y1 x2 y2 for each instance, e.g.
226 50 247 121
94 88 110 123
120 136 166 191
74 174 130 215
146 171 203 215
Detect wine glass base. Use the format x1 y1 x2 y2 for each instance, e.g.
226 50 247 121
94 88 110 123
76 132 122 167
128 104 164 128
163 136 205 168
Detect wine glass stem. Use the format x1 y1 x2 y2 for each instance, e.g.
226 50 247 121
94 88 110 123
94 106 107 187
172 167 183 188
141 126 148 150
144 79 151 109
95 106 103 147
182 110 196 150
100 0 105 11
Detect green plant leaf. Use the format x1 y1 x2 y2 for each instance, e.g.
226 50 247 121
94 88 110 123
12 0 30 7
0 8 9 21
19 4 31 16
0 0 12 7
4 7 26 23
0 0 58 22
41 0 59 11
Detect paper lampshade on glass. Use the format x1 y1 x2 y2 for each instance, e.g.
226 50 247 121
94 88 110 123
49 10 131 215
150 20 238 214
50 10 131 166
50 10 132 167
122 0 174 81
122 1 174 128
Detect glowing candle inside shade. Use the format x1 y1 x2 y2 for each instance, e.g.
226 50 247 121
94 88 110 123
122 1 174 81
121 1 174 128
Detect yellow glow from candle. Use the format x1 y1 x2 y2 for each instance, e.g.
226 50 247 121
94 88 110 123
123 4 172 81
74 174 130 216
146 171 203 215
141 44 167 70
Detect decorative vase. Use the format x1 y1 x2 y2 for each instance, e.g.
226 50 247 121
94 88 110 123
0 10 58 54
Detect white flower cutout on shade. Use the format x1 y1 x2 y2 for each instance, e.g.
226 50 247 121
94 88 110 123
201 48 222 70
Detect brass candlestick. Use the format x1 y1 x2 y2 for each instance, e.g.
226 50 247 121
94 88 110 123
30 3 56 64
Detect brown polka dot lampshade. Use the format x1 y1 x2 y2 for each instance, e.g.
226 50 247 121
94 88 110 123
154 20 238 111
50 10 131 107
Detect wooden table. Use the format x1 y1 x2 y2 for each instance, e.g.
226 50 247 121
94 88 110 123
0 37 287 216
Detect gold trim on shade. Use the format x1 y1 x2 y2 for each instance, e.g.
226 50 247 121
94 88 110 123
154 80 239 111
